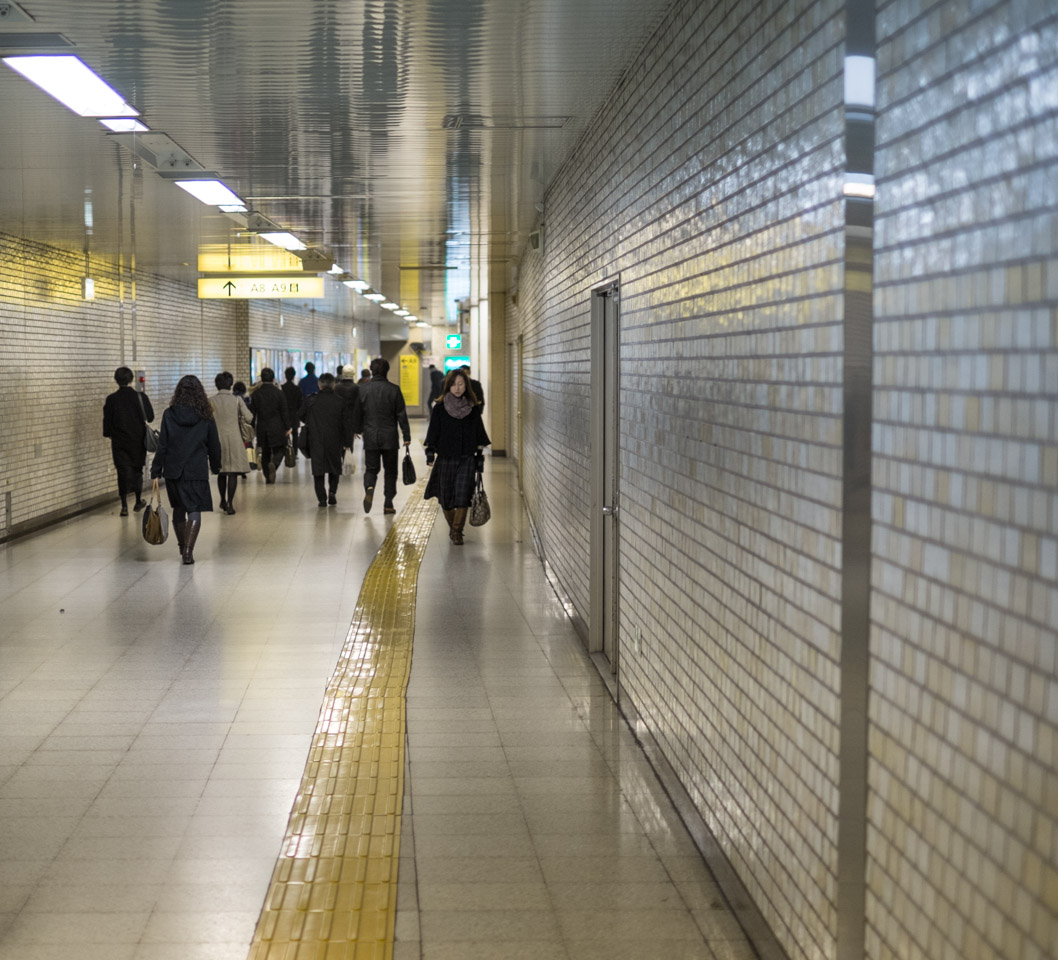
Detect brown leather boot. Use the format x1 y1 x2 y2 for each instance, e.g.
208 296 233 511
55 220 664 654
450 508 467 545
173 519 187 557
182 518 202 565
443 508 455 536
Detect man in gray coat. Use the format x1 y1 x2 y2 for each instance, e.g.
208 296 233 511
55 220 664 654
353 357 410 514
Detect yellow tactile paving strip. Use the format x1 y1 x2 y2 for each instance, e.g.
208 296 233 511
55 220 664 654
248 480 435 960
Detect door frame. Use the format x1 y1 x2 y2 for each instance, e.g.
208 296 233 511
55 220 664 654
588 276 620 683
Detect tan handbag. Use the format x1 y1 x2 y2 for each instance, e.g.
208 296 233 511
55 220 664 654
141 480 169 545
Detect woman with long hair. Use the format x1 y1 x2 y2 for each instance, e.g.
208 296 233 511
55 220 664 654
423 369 490 544
150 375 222 564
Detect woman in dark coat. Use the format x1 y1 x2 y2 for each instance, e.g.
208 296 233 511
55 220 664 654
298 373 354 507
102 366 154 516
423 369 490 544
150 375 222 565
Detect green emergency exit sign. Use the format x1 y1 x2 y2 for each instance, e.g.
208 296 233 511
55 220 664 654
446 334 463 349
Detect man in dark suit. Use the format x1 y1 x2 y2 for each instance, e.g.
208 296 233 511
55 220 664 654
353 358 410 514
249 368 291 483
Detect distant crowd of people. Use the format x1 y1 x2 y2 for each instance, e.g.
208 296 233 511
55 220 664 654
103 359 489 563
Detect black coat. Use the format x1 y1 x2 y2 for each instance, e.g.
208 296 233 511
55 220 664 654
103 386 154 467
354 376 410 450
280 380 302 420
424 402 490 460
150 405 221 480
298 390 353 476
250 382 290 449
335 378 360 410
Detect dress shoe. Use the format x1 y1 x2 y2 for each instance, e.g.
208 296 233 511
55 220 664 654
133 499 147 512
318 501 327 508
328 494 337 506
119 505 129 517
219 499 228 512
383 503 395 515
363 486 374 513
226 504 236 515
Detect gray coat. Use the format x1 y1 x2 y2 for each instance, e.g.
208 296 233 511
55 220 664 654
212 389 253 474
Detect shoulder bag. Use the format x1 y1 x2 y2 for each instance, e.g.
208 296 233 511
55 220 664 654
138 392 159 453
469 472 490 526
141 480 169 545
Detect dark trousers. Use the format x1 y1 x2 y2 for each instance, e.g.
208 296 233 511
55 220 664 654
314 474 339 502
261 444 284 475
364 448 398 504
112 447 144 505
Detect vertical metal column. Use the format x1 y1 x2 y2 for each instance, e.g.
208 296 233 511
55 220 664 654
837 3 875 959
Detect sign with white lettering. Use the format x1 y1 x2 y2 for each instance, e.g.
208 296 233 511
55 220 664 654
198 277 324 299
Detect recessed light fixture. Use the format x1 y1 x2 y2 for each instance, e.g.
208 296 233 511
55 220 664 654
405 315 418 322
363 292 385 302
99 118 148 133
3 55 139 117
381 302 400 311
258 232 307 251
343 279 369 292
218 204 248 213
174 179 244 207
394 309 409 317
327 264 345 275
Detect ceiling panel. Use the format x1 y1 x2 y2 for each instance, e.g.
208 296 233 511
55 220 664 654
0 0 674 324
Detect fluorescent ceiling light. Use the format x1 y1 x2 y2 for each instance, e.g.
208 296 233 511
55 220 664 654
343 279 369 292
218 204 248 213
394 309 409 317
381 302 400 310
363 292 385 302
100 118 148 133
327 264 344 275
3 55 139 117
416 321 429 328
405 315 418 322
174 179 244 206
259 232 307 251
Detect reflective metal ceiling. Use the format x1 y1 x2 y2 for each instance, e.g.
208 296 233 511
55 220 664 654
0 0 674 324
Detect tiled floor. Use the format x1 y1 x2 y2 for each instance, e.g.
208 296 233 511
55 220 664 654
0 447 756 960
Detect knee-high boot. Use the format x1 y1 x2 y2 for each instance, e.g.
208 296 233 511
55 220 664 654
443 508 455 535
450 508 467 545
182 518 202 565
173 519 187 556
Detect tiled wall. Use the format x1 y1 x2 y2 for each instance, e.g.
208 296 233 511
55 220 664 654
869 3 1058 959
0 231 376 540
514 1 848 958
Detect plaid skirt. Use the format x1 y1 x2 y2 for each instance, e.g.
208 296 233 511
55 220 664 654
424 454 476 509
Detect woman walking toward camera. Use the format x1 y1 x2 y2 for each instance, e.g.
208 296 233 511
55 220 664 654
151 375 222 564
211 371 253 515
423 368 489 544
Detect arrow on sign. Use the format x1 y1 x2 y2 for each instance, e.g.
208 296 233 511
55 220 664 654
223 281 236 296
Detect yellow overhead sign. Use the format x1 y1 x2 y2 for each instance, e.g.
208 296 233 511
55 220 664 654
197 244 304 273
198 277 325 299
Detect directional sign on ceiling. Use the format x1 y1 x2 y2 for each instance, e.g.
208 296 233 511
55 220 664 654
197 244 305 273
198 277 325 299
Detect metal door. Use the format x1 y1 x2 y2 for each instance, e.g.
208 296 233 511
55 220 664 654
589 280 620 674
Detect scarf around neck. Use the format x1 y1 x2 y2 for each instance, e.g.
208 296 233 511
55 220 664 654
443 392 473 419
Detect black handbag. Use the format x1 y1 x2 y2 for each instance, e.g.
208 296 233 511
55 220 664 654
469 472 490 526
284 441 296 468
138 392 159 452
402 451 416 485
